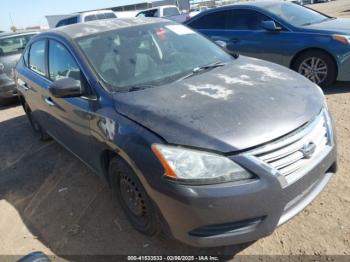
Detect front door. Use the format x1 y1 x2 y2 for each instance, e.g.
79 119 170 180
44 39 93 165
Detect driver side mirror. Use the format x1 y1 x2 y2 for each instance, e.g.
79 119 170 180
49 77 84 98
215 40 227 49
261 20 282 32
215 40 239 59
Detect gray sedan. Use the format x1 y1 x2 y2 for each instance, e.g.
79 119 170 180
0 31 38 104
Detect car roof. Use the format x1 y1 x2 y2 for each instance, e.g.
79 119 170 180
213 0 287 9
50 17 166 39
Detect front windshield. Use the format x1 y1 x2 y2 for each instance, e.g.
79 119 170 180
266 3 331 27
77 22 232 92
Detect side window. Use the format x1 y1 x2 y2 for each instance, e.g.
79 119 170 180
141 9 158 17
56 19 67 27
227 10 270 30
189 11 230 29
84 15 97 22
56 17 78 27
48 40 81 81
136 12 145 17
163 7 180 17
23 46 29 66
29 40 46 76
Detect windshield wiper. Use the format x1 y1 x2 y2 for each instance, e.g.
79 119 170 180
118 84 154 93
178 61 227 81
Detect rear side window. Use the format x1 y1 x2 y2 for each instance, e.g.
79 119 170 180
227 9 270 30
56 16 78 27
137 9 159 17
189 10 230 29
85 15 98 22
85 13 117 22
188 9 271 30
163 7 180 17
104 13 117 19
0 34 35 56
29 40 46 76
48 40 81 81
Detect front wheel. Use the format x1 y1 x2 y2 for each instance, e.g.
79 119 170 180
109 157 161 236
292 50 337 87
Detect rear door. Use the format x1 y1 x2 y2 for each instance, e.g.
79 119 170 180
16 39 51 128
226 9 292 64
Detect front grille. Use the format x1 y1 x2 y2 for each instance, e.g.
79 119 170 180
250 110 332 186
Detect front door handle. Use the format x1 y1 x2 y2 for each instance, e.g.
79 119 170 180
44 97 55 107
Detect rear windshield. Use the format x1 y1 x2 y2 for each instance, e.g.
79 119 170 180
84 13 117 22
0 34 36 56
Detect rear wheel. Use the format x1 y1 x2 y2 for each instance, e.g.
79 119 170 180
292 50 337 87
23 102 51 141
109 157 161 236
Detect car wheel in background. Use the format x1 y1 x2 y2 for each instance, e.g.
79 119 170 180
109 157 161 236
292 50 337 87
23 102 51 141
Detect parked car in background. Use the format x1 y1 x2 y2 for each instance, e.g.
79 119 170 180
0 31 39 105
189 6 209 18
46 10 117 28
15 18 336 247
115 11 139 18
136 5 190 23
186 1 350 87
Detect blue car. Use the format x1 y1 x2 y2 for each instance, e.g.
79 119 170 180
185 1 350 87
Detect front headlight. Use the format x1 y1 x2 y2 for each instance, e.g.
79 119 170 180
152 144 254 185
333 35 350 45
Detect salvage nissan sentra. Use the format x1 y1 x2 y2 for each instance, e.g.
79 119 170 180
15 18 337 247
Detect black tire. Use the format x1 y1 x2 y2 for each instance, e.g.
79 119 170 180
23 102 51 142
109 157 161 236
292 50 337 88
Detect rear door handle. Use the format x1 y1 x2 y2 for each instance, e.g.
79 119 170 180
17 79 30 91
44 97 55 107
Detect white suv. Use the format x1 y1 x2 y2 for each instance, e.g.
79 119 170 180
46 10 117 28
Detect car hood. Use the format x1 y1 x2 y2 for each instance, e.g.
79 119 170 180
113 56 325 153
304 18 350 34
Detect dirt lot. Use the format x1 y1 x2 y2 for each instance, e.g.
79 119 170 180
0 1 349 260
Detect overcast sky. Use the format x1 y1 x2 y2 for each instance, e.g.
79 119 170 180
0 0 144 31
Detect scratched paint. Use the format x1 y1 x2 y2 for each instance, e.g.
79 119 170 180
216 74 254 86
98 118 116 141
186 84 233 100
239 64 293 81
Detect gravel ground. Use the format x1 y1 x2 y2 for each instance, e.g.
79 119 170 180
0 1 349 260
